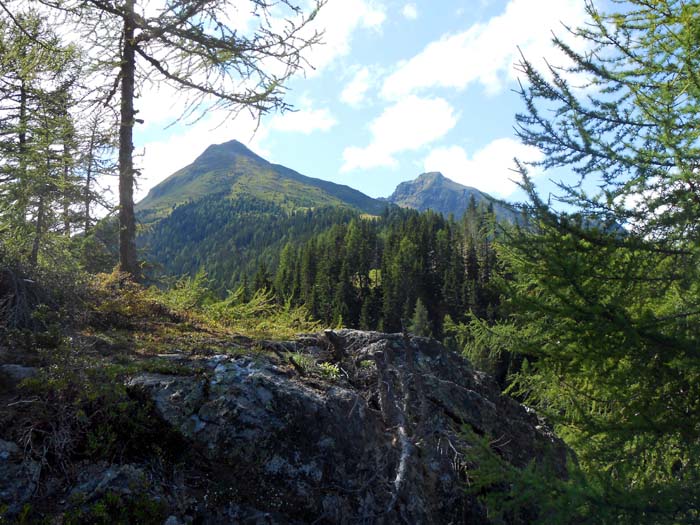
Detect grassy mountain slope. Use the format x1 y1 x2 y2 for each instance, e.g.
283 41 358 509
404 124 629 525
136 140 386 223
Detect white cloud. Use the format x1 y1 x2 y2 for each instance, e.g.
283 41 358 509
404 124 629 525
269 106 337 134
382 0 588 99
302 0 386 74
342 96 457 171
137 81 191 128
401 3 418 20
423 138 544 197
340 67 373 106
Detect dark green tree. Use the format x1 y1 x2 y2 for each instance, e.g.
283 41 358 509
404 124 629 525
252 262 272 292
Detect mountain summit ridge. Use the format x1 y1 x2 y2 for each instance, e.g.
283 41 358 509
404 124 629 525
387 170 517 221
137 139 517 223
136 139 388 221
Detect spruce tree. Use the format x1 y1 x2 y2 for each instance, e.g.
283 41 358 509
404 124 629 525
409 298 431 338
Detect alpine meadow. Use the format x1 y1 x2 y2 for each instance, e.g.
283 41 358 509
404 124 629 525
0 1 698 524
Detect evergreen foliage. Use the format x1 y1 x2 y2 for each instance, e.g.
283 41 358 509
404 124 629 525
139 192 501 336
466 1 700 521
0 11 92 265
275 204 500 335
409 298 431 337
139 195 360 292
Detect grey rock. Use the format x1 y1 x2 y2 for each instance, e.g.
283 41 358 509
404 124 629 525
127 329 567 524
0 440 40 515
70 463 150 503
0 439 19 460
387 172 518 222
0 330 567 524
0 364 38 383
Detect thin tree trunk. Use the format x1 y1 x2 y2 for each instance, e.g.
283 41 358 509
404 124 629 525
30 126 52 266
118 0 138 277
62 141 71 236
29 194 44 266
84 126 95 234
17 80 28 223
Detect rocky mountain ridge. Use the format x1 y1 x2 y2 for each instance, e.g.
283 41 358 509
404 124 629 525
136 140 516 222
387 172 518 221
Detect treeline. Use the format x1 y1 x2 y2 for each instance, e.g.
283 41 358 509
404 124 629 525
273 200 499 335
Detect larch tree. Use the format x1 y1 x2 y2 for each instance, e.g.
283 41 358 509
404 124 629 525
75 107 118 235
0 10 82 263
467 1 700 522
19 0 324 277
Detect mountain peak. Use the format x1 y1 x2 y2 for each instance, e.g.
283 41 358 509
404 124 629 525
416 171 445 182
196 139 266 166
136 139 388 221
387 172 516 221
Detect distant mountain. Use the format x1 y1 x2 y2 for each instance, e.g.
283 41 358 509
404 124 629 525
133 140 390 290
136 139 387 223
126 142 521 292
386 172 518 222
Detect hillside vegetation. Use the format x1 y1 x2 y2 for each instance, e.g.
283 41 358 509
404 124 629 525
1 0 699 523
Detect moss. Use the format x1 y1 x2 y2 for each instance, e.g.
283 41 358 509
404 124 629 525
63 492 167 525
17 344 187 471
137 358 195 376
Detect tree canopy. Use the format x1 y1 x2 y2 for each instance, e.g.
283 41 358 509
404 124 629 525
467 1 700 522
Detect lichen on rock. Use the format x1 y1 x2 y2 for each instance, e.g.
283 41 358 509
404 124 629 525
125 329 567 524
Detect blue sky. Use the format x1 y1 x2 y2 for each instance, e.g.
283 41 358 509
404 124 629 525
132 0 594 204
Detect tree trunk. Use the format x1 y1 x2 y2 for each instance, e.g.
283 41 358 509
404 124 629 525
17 80 28 223
118 0 138 277
62 141 71 236
29 194 45 266
84 123 96 234
30 129 53 266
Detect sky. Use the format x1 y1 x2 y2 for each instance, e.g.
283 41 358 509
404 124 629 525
129 0 596 204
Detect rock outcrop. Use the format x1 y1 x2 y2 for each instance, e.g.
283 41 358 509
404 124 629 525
1 330 567 523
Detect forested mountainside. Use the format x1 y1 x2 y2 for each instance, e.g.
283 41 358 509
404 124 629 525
139 187 501 340
135 140 505 336
273 203 499 335
139 196 360 291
